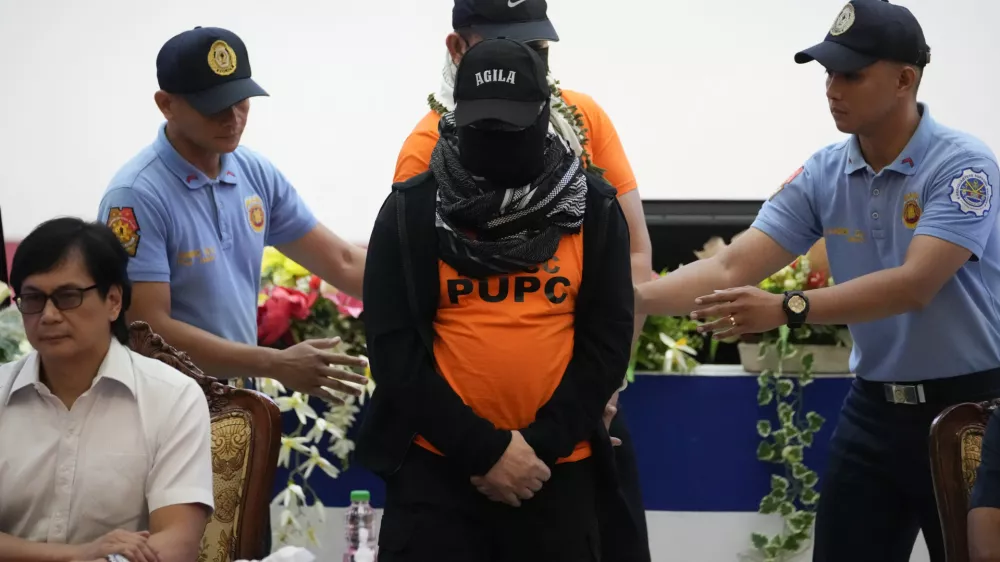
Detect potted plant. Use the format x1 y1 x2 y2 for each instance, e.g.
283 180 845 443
737 254 853 374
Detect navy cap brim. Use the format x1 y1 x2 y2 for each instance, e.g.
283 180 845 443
456 99 545 128
182 77 269 116
795 41 879 74
470 19 559 42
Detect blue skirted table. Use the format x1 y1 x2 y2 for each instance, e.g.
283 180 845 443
276 366 854 512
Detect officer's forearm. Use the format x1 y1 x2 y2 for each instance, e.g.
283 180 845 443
804 267 923 325
635 257 734 317
630 250 652 346
131 311 276 380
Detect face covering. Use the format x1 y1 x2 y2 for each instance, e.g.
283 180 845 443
458 102 551 187
529 45 550 74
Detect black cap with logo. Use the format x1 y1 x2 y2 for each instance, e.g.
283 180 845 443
156 27 269 116
453 0 559 42
795 0 930 74
454 38 550 128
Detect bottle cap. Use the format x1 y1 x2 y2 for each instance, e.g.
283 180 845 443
350 490 371 502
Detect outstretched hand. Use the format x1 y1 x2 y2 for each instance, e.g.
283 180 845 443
271 338 370 401
690 286 786 339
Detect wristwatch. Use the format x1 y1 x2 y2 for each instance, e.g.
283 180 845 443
107 555 129 562
783 291 810 328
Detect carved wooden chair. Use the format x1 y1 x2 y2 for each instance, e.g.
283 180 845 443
929 399 1000 562
128 321 281 562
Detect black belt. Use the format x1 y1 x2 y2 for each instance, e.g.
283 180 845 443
854 367 1000 405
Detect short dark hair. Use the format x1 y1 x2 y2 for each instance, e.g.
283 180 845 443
11 217 133 344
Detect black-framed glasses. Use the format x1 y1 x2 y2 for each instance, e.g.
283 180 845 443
15 285 98 315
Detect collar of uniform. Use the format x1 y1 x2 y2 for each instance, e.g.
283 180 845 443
6 339 137 404
153 123 241 190
844 104 936 177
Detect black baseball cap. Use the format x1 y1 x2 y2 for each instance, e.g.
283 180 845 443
795 0 930 74
156 27 269 116
454 38 549 128
453 0 559 42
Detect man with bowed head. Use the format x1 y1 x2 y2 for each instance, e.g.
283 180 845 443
393 1 653 558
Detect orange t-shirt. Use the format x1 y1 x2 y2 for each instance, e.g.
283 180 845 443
393 89 638 198
413 232 591 464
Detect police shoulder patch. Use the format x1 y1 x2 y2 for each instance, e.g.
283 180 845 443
107 207 141 257
949 168 993 218
770 166 804 201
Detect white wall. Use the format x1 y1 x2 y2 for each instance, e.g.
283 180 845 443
1 0 997 243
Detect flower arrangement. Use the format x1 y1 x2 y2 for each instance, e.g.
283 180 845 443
0 282 29 364
629 269 709 377
256 248 372 548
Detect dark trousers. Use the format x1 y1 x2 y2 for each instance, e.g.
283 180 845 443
378 447 601 562
602 406 652 562
813 373 1000 562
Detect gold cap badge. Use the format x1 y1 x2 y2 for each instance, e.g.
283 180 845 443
208 40 237 76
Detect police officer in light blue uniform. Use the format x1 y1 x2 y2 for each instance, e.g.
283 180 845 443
98 26 369 400
634 1 1000 560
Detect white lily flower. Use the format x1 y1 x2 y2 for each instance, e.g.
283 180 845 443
276 393 318 425
302 446 340 479
278 436 312 468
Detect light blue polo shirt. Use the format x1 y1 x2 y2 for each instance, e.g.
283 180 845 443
753 104 1000 382
97 124 317 346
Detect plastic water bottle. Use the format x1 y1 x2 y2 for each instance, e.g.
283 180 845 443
344 489 376 562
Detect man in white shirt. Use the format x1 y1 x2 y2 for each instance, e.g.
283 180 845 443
0 217 214 562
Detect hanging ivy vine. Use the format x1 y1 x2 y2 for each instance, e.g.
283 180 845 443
750 325 826 561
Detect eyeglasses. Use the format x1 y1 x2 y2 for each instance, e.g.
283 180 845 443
15 285 98 315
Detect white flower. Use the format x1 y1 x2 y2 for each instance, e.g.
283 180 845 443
277 484 306 509
328 437 356 462
0 282 9 303
276 393 318 425
302 446 340 479
255 378 286 398
278 436 312 468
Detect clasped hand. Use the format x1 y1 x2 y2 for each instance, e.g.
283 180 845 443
470 431 551 507
70 529 158 562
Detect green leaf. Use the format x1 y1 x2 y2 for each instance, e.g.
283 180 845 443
757 372 773 387
801 488 820 505
787 511 816 533
782 445 805 463
764 545 780 559
759 495 780 514
757 420 773 438
791 462 810 480
777 402 795 426
782 534 803 552
776 378 795 398
806 411 826 431
751 533 770 549
800 374 815 387
778 501 795 516
800 430 815 446
758 386 774 406
800 470 819 488
801 352 815 371
771 474 790 495
771 428 788 449
756 441 777 462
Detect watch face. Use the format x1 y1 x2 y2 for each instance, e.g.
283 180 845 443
788 295 807 314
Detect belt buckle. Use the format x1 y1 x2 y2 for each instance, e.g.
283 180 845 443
883 383 925 405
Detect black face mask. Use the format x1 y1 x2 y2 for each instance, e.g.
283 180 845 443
530 45 550 75
458 102 551 187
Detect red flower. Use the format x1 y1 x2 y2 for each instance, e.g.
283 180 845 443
257 285 317 346
332 291 364 319
807 270 828 290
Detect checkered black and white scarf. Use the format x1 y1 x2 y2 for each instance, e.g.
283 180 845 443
430 112 588 280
